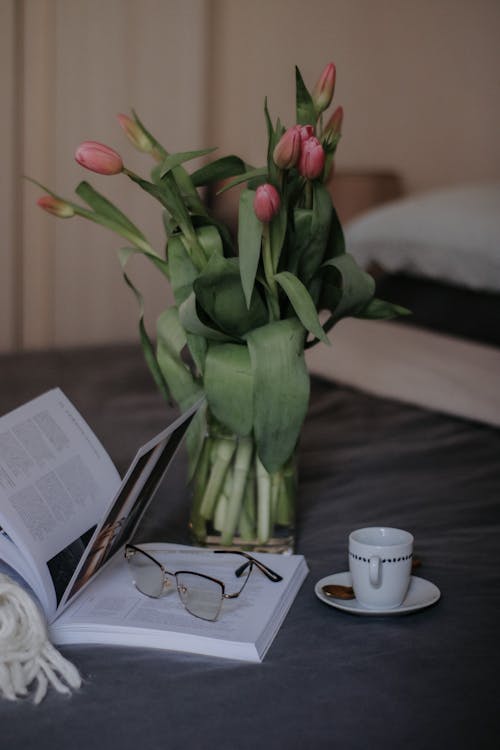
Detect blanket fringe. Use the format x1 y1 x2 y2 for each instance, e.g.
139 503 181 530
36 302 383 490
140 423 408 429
0 573 81 703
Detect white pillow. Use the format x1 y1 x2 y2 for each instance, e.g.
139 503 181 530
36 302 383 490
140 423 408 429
345 182 500 293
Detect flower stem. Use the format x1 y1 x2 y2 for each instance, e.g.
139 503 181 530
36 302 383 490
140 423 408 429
220 437 253 545
261 225 280 321
199 437 236 519
270 471 281 524
213 470 231 532
256 456 272 544
304 181 313 210
188 436 212 541
238 469 256 541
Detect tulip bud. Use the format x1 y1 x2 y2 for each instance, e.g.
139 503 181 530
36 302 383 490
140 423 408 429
297 136 325 180
37 195 75 218
273 126 301 170
312 62 336 113
324 106 343 138
117 114 153 153
299 125 315 143
253 184 281 223
75 141 123 175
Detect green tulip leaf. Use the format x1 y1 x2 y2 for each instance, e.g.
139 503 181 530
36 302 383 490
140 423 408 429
184 400 209 483
269 202 287 272
297 182 332 288
186 332 207 376
178 292 234 342
264 97 274 146
324 200 345 260
156 308 203 411
295 66 317 127
30 177 160 257
131 109 205 212
159 147 218 178
238 189 263 308
190 155 247 188
76 181 144 237
190 209 234 249
216 167 267 195
203 343 254 436
131 109 168 159
247 318 310 473
275 272 329 345
193 255 268 338
196 225 223 261
264 99 284 185
117 248 169 402
127 172 197 253
319 254 376 333
168 235 199 305
358 297 412 320
287 209 313 277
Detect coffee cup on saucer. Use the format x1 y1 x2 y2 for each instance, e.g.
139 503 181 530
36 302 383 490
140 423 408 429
348 527 413 609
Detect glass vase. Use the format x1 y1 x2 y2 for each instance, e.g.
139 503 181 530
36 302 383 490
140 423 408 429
188 411 297 554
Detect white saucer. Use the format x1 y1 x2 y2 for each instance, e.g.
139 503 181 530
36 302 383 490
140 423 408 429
315 572 441 616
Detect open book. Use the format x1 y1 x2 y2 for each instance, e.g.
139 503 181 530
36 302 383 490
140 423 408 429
0 389 308 662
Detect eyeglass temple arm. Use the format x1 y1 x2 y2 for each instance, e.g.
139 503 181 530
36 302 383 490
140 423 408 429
213 550 283 582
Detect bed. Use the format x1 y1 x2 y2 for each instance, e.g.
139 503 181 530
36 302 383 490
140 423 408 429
1 183 499 749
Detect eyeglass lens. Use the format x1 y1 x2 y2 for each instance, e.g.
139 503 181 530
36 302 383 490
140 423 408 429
176 572 224 621
127 548 164 598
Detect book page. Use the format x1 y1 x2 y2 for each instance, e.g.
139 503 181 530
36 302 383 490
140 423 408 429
0 389 121 617
50 543 308 660
57 400 201 614
0 530 49 611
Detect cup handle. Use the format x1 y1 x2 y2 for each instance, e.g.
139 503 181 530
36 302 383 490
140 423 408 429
369 556 381 586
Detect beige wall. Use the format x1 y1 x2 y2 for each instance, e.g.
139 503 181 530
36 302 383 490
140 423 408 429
0 1 17 352
210 0 500 192
2 0 499 353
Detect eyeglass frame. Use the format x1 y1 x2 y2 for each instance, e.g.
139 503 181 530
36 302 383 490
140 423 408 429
124 543 283 621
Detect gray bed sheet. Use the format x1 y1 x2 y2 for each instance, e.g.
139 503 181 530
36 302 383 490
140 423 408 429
1 344 499 749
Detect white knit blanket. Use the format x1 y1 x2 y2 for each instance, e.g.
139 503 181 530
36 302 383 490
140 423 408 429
0 573 81 703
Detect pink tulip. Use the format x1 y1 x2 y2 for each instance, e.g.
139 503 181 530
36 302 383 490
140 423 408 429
324 106 343 138
312 62 336 113
298 136 325 180
273 126 302 170
37 195 74 218
75 141 123 175
117 114 152 153
253 184 281 223
299 125 315 143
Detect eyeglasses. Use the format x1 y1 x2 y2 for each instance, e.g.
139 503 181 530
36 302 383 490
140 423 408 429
124 543 283 621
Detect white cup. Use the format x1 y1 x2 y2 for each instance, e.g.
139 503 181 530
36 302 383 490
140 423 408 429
348 527 414 609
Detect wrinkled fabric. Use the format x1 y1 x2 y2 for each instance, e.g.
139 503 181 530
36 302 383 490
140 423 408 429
1 345 499 749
